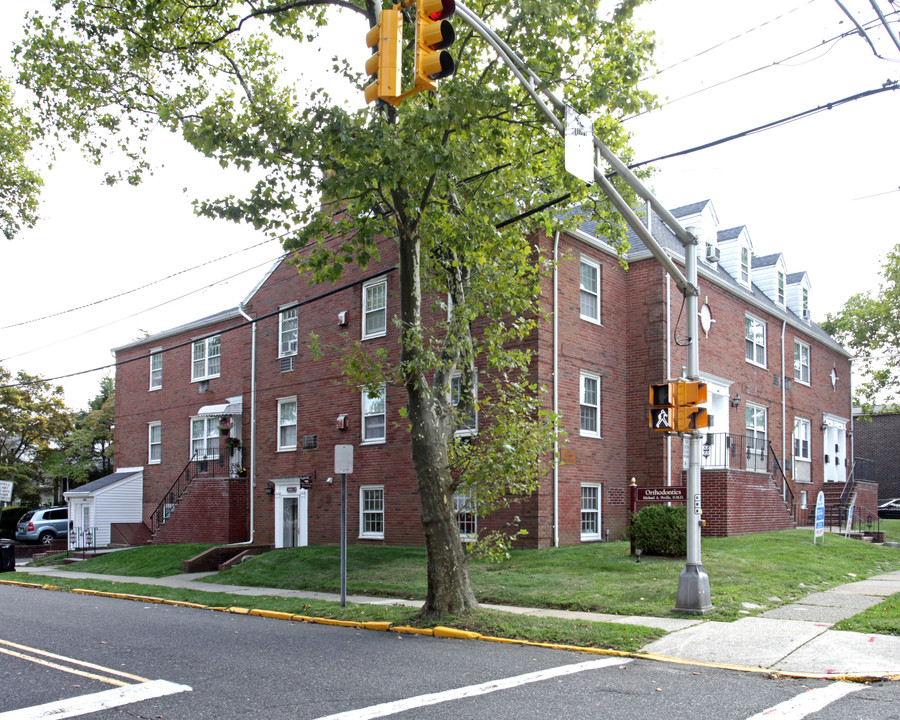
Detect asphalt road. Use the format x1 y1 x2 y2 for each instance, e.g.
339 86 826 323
1 585 898 719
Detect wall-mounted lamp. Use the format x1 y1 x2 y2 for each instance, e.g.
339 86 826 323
730 393 741 408
265 481 274 495
821 422 828 431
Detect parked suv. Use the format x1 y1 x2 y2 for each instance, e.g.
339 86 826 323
15 507 68 544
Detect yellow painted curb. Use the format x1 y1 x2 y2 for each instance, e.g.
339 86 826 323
227 606 251 615
361 621 392 631
390 625 434 636
291 614 314 623
433 626 481 640
312 617 363 628
0 579 46 589
250 609 296 621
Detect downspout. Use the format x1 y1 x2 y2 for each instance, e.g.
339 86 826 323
237 304 257 544
553 231 560 548
666 270 672 487
781 320 787 500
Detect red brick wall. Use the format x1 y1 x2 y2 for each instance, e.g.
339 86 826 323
153 476 249 544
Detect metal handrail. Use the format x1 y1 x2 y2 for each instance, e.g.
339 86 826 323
148 451 229 535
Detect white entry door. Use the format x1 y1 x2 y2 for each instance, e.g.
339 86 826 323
274 483 308 549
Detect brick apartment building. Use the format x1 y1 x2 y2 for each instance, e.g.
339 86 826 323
109 198 870 550
852 407 900 502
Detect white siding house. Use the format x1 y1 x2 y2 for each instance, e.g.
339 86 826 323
64 468 143 548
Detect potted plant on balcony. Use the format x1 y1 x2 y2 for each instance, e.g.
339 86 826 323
225 437 242 455
232 465 248 478
218 417 234 435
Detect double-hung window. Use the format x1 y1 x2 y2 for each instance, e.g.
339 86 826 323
745 316 766 367
362 279 387 339
191 417 219 460
740 246 750 285
450 371 478 436
454 491 477 539
279 307 299 357
777 271 786 306
794 418 811 462
745 404 767 471
581 483 601 540
192 336 221 381
579 257 601 323
149 350 162 390
359 486 384 539
794 340 810 385
278 398 297 451
148 422 161 464
362 385 386 443
579 371 601 437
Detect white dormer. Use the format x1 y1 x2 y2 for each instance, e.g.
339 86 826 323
751 253 788 308
786 271 812 322
717 226 753 289
670 200 721 267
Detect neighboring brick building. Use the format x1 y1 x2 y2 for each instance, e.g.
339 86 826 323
852 408 900 502
112 198 865 549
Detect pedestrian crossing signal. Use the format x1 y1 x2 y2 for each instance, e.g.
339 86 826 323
649 382 676 432
649 380 708 433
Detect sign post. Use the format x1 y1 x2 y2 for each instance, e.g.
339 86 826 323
814 491 825 545
844 491 857 539
334 445 354 607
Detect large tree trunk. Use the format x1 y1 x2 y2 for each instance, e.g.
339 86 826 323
396 211 478 620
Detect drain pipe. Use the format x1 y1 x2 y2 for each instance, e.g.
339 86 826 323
237 303 257 544
552 231 560 548
781 320 787 500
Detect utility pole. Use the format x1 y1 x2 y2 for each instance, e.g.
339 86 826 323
455 2 712 613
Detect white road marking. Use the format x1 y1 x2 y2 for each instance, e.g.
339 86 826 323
313 657 631 720
744 681 864 719
0 679 192 720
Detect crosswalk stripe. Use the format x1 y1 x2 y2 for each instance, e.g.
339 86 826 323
744 681 864 719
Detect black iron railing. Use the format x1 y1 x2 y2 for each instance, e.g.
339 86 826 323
690 433 771 473
149 452 229 535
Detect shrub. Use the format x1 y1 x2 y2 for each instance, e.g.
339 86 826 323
632 505 687 557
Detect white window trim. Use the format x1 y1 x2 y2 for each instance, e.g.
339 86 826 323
580 482 602 541
279 305 299 358
277 397 298 452
794 340 810 386
362 278 388 340
149 348 163 391
744 315 767 368
794 416 811 462
777 271 786 307
739 245 751 287
148 421 161 465
579 371 601 438
361 386 387 444
579 256 601 325
450 370 478 437
745 402 768 470
454 491 478 540
190 416 219 460
359 485 385 539
191 336 221 382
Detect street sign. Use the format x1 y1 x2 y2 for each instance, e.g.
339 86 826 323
334 445 354 474
564 105 593 184
0 480 12 503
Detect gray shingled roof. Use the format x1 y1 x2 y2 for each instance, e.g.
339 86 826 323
786 271 808 284
670 200 712 217
717 226 745 241
751 253 782 268
66 470 140 495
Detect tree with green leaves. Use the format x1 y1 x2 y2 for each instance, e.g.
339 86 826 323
0 76 42 240
0 366 73 505
15 0 655 618
822 244 900 412
60 376 115 487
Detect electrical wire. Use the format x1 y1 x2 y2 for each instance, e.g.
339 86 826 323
627 80 900 170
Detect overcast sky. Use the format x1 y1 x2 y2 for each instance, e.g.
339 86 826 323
1 0 898 410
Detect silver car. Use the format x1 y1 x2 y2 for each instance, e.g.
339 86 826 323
15 507 68 544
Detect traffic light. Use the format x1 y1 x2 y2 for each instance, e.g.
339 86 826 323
364 7 402 105
675 381 708 432
649 381 708 433
414 0 456 91
649 382 676 432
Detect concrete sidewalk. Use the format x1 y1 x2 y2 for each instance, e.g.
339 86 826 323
10 563 900 678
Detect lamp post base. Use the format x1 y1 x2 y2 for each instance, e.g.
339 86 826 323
674 563 713 614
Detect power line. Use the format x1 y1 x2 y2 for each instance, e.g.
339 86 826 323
627 80 900 170
0 235 284 330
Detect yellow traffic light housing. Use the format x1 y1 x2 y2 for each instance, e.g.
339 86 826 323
415 0 456 91
649 382 676 432
364 8 403 105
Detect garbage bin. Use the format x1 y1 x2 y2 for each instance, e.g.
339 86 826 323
0 541 15 573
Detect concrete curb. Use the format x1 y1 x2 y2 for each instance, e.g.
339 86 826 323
2 578 896 684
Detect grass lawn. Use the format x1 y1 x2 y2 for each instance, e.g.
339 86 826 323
48 529 900 624
880 518 900 544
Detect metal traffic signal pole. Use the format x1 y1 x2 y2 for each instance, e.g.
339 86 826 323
455 3 712 612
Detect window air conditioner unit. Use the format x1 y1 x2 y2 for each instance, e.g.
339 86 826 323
802 309 811 321
705 245 720 263
336 414 349 430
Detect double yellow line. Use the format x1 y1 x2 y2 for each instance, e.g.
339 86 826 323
0 638 150 687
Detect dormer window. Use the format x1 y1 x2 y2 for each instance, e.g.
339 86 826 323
777 271 785 306
740 246 750 286
802 288 809 320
